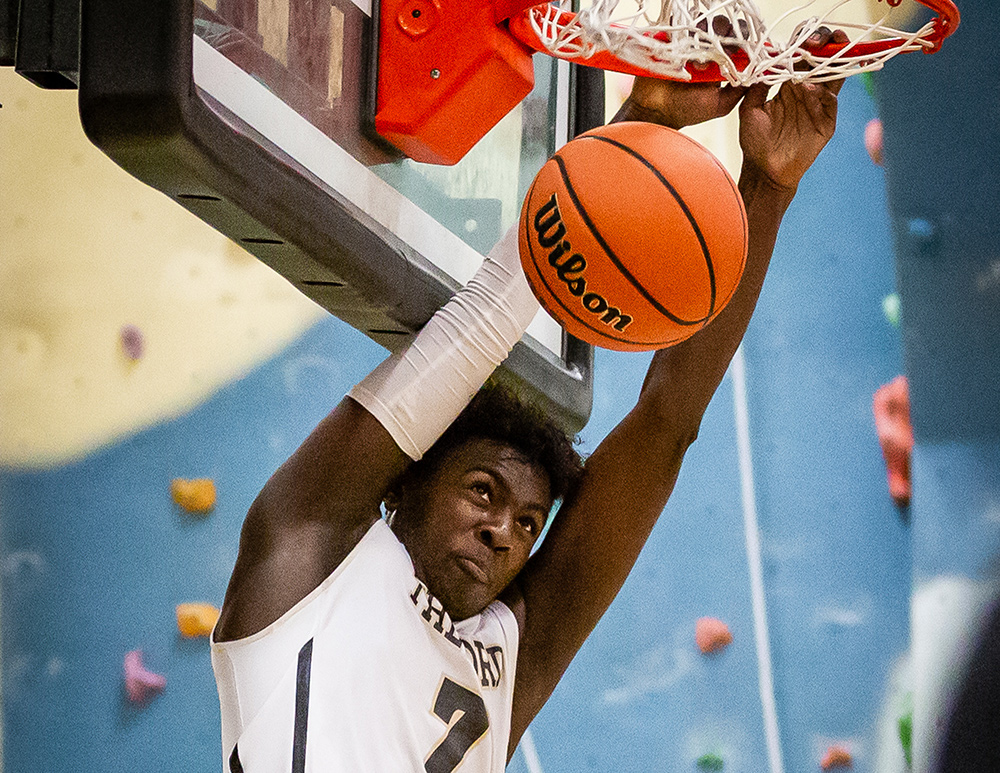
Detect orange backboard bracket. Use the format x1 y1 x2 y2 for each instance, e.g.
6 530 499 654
374 0 537 165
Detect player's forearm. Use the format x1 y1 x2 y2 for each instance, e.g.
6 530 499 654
348 225 537 461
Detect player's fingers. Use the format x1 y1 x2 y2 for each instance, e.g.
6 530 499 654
802 25 850 50
801 76 844 100
803 25 834 50
706 15 752 55
695 15 744 38
823 77 846 97
718 84 749 116
713 15 733 37
739 82 770 115
799 82 839 132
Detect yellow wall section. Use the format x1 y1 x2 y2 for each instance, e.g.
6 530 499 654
0 68 324 469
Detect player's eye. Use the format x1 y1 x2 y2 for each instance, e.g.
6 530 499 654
471 482 491 502
519 516 539 536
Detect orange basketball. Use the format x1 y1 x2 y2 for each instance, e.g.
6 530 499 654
519 122 748 351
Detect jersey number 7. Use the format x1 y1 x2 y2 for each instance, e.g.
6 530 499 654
425 677 490 772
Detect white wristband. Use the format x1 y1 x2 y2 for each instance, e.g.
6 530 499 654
348 224 539 460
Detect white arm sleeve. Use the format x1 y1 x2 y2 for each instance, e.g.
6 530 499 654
347 224 540 460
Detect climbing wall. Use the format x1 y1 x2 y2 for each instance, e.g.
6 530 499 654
872 2 1000 770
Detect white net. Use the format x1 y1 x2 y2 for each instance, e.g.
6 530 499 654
522 0 944 84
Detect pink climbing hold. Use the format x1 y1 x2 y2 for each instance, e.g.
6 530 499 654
873 376 914 507
695 617 733 654
124 649 166 703
865 119 884 166
119 324 145 361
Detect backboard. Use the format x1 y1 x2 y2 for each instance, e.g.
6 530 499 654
76 0 598 432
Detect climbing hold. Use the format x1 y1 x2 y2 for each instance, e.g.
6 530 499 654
123 649 166 703
860 72 876 98
171 478 217 513
898 708 913 767
696 751 725 770
872 376 913 507
882 293 901 328
119 324 145 361
821 745 853 769
177 602 221 638
695 617 733 654
864 119 884 166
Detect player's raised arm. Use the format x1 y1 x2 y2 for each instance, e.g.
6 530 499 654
214 226 539 642
506 75 842 749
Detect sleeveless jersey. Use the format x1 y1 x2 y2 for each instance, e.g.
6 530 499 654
211 519 519 773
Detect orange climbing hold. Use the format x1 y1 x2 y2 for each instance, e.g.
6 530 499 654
695 617 733 654
821 745 853 769
123 649 166 703
171 478 217 513
873 376 914 507
176 602 221 638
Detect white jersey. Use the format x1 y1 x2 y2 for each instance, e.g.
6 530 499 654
211 519 519 773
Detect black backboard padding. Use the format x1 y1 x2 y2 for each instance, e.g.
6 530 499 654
1 0 17 66
14 0 79 88
572 62 606 138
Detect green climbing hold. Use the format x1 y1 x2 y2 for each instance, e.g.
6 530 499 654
697 752 724 771
861 71 876 99
883 293 902 328
899 708 913 767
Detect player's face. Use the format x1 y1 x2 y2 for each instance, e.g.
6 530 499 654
394 438 552 621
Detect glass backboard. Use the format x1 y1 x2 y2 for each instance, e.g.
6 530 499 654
77 0 597 431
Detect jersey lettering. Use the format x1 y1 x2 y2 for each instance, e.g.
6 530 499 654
410 582 506 688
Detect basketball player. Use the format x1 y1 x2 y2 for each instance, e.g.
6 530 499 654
211 58 844 771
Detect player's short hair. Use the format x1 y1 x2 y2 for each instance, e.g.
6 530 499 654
402 380 583 505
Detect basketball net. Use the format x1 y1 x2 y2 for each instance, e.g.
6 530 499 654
511 0 959 85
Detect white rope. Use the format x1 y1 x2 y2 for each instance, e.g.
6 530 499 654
525 0 941 85
731 345 785 773
520 728 546 773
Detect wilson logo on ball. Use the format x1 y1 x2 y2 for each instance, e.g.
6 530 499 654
519 122 747 352
533 193 632 332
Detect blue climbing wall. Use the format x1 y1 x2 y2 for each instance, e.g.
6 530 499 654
3 43 963 773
